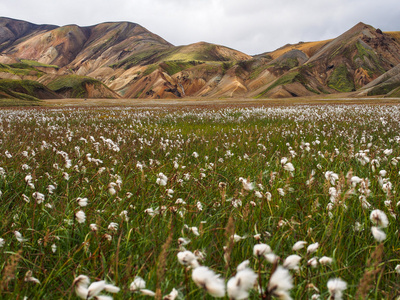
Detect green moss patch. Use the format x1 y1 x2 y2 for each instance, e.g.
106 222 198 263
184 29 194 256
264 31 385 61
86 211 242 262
0 79 54 100
20 59 59 69
327 64 355 92
159 61 201 76
48 75 101 98
367 82 400 96
0 62 45 77
256 71 300 98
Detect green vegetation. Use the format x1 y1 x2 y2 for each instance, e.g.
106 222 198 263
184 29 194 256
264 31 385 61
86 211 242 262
367 82 400 96
142 64 158 76
353 42 386 75
0 62 45 78
48 75 101 98
0 79 50 101
110 49 168 70
278 57 299 69
327 64 355 92
0 105 400 299
20 59 59 69
256 71 300 98
0 98 42 106
389 86 400 97
159 61 201 76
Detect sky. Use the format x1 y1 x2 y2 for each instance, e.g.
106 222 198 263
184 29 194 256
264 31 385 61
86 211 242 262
1 0 400 55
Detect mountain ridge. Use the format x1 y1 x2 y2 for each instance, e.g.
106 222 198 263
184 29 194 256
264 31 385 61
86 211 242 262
1 17 400 101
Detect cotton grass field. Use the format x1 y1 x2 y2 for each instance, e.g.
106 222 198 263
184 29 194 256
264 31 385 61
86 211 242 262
0 104 400 299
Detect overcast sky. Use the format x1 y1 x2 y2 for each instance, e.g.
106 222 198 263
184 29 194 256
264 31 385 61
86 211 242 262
1 0 400 55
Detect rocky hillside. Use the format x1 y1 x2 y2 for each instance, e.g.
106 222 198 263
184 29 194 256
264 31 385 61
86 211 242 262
1 17 400 100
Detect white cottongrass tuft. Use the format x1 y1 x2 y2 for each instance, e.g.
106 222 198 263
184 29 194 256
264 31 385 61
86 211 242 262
307 242 319 254
73 275 91 299
236 260 250 272
14 231 28 242
395 264 400 274
371 226 387 242
192 266 226 297
156 173 168 186
292 241 307 251
327 278 347 300
76 197 89 207
370 209 389 228
177 250 199 268
283 254 302 270
32 192 45 204
163 288 179 300
75 210 86 224
253 243 272 257
130 276 146 291
267 266 293 299
319 256 333 265
24 270 40 284
227 267 257 299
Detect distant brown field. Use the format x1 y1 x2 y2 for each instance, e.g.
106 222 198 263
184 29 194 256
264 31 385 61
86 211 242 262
40 96 400 108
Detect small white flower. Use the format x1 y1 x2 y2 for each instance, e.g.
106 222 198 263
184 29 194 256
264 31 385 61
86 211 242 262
77 197 88 207
24 270 40 284
283 162 295 172
319 256 333 265
292 241 307 251
267 266 293 298
32 192 45 204
192 266 225 297
156 173 168 186
90 223 98 231
307 257 319 268
370 209 389 228
163 288 179 300
253 243 272 257
0 238 5 247
236 260 250 271
51 243 57 253
177 237 191 246
227 267 257 300
75 210 86 224
177 250 199 268
371 226 386 242
129 276 146 292
327 278 347 300
108 222 118 231
307 242 319 254
395 264 400 274
283 254 302 270
14 231 28 242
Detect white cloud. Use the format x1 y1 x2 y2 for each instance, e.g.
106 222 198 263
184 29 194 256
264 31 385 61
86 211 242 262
1 0 400 54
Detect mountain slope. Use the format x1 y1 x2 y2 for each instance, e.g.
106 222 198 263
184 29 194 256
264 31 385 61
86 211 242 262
1 17 400 100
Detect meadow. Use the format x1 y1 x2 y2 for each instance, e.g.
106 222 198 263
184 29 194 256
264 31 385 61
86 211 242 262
0 104 399 299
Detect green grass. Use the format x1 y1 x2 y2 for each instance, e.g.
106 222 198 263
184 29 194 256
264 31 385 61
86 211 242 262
19 60 59 69
367 82 400 96
0 79 50 101
0 98 42 106
327 64 355 92
0 105 399 299
47 75 102 98
256 71 300 98
0 63 45 78
159 61 201 76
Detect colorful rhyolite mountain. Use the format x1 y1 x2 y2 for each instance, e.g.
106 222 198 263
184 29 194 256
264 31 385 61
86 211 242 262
1 17 400 100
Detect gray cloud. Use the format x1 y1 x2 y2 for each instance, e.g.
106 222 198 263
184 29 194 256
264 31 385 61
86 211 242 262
1 0 400 55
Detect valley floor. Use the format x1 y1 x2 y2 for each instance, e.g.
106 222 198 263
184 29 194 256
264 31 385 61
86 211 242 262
41 96 400 108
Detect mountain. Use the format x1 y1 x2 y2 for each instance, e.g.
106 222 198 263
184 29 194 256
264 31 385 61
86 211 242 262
1 17 400 100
